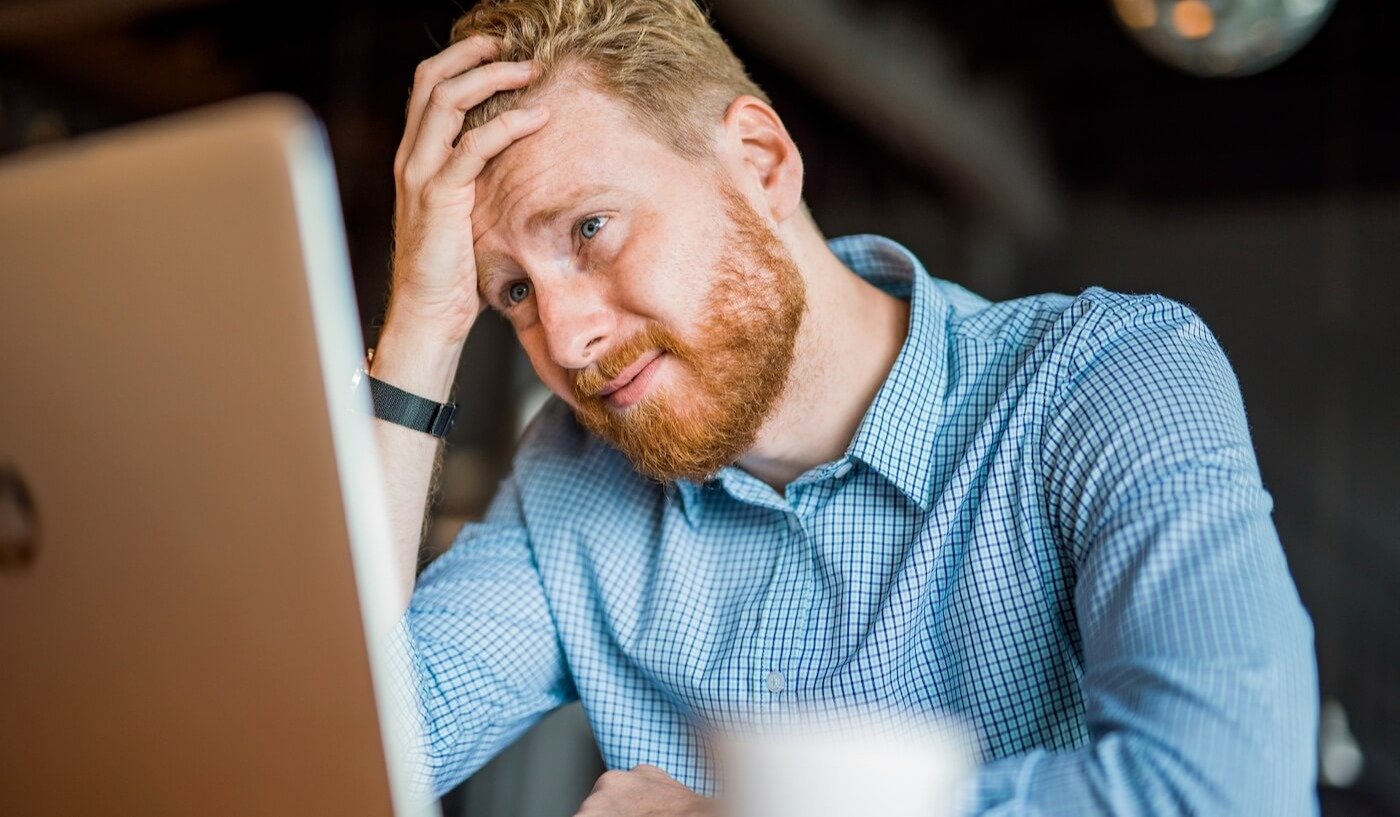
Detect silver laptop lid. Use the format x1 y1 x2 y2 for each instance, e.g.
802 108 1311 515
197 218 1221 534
0 95 431 817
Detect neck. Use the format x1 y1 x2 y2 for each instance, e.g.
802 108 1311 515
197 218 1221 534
737 225 910 493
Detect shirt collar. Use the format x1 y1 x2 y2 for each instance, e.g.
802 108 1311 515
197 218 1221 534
671 478 708 527
834 234 949 511
674 234 949 522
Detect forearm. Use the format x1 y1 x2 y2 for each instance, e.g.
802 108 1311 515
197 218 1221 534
370 314 463 613
976 622 1319 813
387 476 578 796
971 690 1318 817
980 493 1322 816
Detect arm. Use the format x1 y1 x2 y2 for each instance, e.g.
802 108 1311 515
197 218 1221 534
396 475 577 797
374 34 548 613
373 36 566 796
370 327 460 612
973 295 1318 816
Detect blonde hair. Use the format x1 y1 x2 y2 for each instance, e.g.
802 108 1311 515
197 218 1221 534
450 0 769 160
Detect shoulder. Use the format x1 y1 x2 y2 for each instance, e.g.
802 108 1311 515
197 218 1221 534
936 278 1078 350
1029 291 1261 553
1040 289 1236 420
1055 288 1217 371
1037 288 1255 478
939 279 1207 364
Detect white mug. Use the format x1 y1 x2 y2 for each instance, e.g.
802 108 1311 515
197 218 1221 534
718 712 978 817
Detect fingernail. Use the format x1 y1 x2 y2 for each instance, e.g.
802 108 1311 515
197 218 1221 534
526 105 548 118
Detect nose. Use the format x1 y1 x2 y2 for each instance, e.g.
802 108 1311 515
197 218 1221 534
535 276 613 370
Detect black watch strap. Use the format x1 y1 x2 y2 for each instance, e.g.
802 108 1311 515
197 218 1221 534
367 374 457 439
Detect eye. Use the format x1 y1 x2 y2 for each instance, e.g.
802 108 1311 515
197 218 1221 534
505 281 531 306
579 214 608 241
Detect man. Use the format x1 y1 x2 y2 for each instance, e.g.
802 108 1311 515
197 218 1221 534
369 0 1319 813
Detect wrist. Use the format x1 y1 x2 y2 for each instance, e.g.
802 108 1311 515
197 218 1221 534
381 285 477 347
369 322 463 404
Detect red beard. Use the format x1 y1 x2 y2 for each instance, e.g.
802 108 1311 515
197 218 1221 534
571 185 807 483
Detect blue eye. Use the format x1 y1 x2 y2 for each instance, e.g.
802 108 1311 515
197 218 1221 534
579 215 607 240
506 281 531 306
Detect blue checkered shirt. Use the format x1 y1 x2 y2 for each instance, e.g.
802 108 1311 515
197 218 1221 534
395 234 1318 814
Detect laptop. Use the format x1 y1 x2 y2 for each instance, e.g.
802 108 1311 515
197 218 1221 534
0 95 434 817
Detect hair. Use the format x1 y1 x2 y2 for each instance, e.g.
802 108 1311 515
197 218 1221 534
450 0 770 160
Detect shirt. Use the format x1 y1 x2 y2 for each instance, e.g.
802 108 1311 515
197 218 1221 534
395 234 1319 815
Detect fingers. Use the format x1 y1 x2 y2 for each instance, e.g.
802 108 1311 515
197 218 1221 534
402 59 537 183
395 34 500 175
632 763 668 776
591 769 626 793
573 767 704 817
435 104 550 190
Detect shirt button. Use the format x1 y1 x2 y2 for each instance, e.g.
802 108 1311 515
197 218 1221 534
786 515 802 534
765 671 786 693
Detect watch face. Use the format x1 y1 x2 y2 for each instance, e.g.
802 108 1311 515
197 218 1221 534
352 348 374 389
0 464 39 570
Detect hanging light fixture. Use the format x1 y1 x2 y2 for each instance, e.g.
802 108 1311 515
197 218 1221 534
1110 0 1337 77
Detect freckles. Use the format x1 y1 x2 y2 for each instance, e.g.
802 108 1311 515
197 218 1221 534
616 227 677 294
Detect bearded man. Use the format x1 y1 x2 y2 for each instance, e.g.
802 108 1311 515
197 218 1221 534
368 1 1319 814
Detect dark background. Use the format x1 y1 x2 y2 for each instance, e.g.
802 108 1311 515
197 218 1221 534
2 0 1395 813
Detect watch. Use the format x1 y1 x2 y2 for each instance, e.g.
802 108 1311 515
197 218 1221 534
352 348 458 439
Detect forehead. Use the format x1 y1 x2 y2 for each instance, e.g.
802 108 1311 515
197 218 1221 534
473 79 696 237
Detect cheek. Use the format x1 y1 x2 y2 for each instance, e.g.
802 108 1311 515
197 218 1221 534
612 235 713 337
521 334 578 407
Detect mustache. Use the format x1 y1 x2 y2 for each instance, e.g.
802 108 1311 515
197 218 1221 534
571 323 688 401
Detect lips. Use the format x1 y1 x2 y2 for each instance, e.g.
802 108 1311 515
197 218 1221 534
598 349 664 398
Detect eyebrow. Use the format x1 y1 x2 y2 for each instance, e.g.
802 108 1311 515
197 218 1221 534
523 184 620 233
477 257 511 303
477 184 625 302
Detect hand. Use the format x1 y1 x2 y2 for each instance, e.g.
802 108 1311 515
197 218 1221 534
574 765 719 817
387 34 550 346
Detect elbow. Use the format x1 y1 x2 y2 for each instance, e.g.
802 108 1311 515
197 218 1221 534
1166 652 1320 814
1085 637 1319 814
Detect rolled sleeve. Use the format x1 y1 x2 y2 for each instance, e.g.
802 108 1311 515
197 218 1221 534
393 475 576 797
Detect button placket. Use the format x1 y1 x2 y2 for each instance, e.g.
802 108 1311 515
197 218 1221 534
752 510 808 697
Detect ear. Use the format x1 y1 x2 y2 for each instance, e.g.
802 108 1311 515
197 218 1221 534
719 95 804 223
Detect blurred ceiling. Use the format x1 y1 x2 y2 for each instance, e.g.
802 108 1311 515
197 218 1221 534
2 0 1396 196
